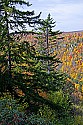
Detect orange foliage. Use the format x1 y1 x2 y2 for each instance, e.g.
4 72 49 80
14 31 83 99
56 31 83 99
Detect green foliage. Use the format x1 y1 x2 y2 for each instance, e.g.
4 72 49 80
1 95 81 125
0 1 66 113
0 0 41 94
48 90 72 115
0 96 27 125
74 116 83 125
0 35 66 113
0 1 73 124
37 90 74 125
0 96 54 125
33 13 62 74
0 0 41 31
37 105 57 124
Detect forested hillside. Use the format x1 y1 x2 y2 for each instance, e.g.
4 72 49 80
14 31 83 95
56 31 83 94
0 0 83 124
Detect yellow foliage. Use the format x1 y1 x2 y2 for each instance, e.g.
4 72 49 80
74 83 80 90
80 78 83 82
70 73 77 79
82 85 83 93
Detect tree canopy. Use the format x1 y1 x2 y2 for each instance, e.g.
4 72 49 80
0 0 66 115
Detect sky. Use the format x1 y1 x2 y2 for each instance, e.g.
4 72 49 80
27 0 83 32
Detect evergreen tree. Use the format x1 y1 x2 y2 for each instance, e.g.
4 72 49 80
0 0 41 93
30 14 70 117
34 13 62 73
0 1 66 115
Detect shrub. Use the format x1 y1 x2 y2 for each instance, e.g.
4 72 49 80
37 90 74 125
0 96 53 125
0 96 27 125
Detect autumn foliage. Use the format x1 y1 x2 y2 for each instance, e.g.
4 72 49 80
16 31 83 98
56 31 83 98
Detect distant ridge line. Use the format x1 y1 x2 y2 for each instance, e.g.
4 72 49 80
63 30 83 33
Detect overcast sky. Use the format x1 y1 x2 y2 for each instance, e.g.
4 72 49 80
27 0 83 32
